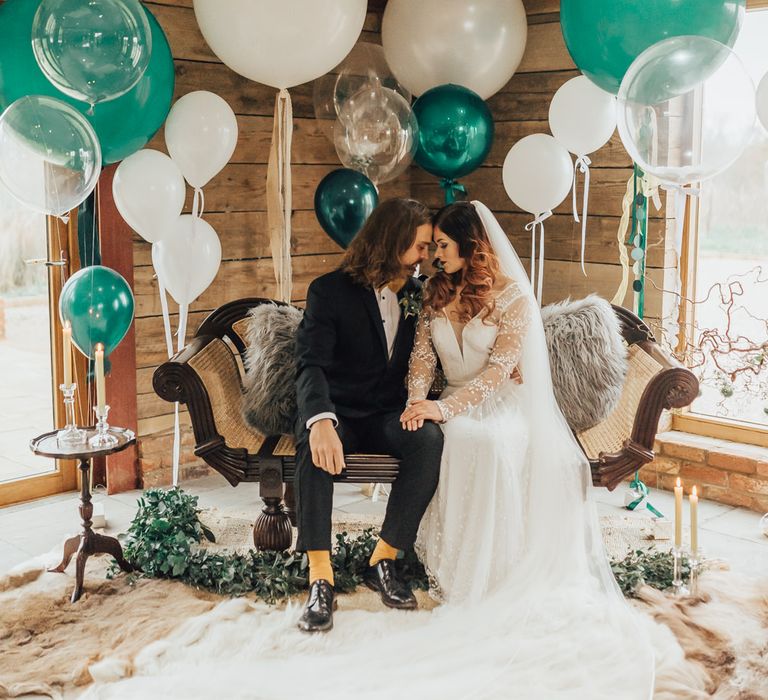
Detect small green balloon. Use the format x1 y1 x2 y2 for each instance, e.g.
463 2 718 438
59 265 135 358
560 0 745 95
413 84 494 181
0 0 174 164
314 169 379 249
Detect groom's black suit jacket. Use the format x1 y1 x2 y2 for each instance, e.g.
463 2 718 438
295 269 422 425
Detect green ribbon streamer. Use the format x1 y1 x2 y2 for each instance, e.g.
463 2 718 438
440 178 467 204
626 470 664 518
630 164 648 319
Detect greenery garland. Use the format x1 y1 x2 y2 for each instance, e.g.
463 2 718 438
108 487 428 603
108 487 694 603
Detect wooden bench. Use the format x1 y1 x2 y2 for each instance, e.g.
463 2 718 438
153 298 699 551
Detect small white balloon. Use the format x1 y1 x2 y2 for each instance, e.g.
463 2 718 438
193 0 366 89
152 215 222 306
113 149 186 243
502 134 574 215
165 91 238 189
756 72 768 132
382 0 527 99
549 76 617 156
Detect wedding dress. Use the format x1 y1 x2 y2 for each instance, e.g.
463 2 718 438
83 202 660 700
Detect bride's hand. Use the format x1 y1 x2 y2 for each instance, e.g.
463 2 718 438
400 400 443 430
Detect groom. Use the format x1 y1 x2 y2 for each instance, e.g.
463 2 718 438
294 197 443 633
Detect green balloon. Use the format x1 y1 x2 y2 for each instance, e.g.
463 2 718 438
413 84 494 181
561 0 745 95
0 0 174 164
59 265 135 358
314 169 379 249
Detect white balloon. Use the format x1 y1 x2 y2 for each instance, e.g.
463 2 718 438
112 149 186 243
152 215 222 305
193 0 366 89
549 76 617 156
382 0 527 99
502 134 574 215
165 91 238 189
756 71 768 132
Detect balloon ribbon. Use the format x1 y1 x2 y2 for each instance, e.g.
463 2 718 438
524 210 552 306
440 178 467 204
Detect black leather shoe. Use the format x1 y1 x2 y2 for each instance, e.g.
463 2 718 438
364 559 417 610
297 579 337 633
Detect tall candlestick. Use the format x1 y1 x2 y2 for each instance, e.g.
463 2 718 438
674 477 683 548
63 321 72 386
95 343 106 417
690 485 698 556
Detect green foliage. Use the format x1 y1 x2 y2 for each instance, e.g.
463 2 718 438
108 487 428 603
610 547 692 598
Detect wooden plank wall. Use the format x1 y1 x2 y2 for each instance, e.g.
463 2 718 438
135 0 673 485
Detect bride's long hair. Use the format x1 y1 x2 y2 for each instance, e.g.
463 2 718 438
424 202 501 323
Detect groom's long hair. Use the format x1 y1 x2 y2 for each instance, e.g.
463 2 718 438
341 198 430 289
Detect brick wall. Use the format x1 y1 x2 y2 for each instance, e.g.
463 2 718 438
638 431 768 513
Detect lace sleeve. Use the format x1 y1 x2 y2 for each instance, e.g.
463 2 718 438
437 289 531 421
407 311 437 404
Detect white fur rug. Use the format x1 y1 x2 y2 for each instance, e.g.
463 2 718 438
0 512 765 700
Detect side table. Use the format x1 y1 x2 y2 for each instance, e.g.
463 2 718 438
30 427 136 603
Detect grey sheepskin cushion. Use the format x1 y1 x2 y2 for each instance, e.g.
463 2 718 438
541 294 628 433
241 303 303 435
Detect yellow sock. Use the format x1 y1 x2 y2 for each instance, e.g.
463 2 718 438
308 550 334 586
369 538 399 567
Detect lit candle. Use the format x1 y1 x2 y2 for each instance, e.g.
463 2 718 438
674 477 683 548
62 320 72 386
690 485 698 556
95 343 106 417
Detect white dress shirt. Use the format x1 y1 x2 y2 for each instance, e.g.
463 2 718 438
306 285 401 430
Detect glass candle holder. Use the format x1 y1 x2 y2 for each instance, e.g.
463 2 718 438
89 405 118 448
57 383 86 446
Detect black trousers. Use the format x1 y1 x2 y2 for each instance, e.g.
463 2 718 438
294 411 443 552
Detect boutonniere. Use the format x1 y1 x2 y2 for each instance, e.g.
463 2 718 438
399 287 423 319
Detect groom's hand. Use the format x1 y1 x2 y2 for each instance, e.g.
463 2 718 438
309 419 346 475
400 400 443 430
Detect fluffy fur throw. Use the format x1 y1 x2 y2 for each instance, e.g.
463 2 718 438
241 303 303 436
541 294 628 432
241 295 627 436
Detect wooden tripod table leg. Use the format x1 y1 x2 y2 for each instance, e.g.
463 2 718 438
48 534 82 573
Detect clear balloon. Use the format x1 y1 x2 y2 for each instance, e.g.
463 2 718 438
193 0 366 89
502 134 574 215
757 71 768 132
617 36 755 186
32 0 152 106
152 215 222 306
0 0 174 165
165 91 238 189
0 95 101 217
112 149 186 243
333 85 418 185
313 42 411 141
382 0 528 99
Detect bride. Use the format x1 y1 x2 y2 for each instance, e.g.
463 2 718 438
84 201 661 700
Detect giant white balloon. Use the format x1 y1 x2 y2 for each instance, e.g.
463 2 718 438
755 71 768 132
382 0 527 99
113 149 186 243
165 91 238 189
502 134 574 215
549 76 617 156
152 215 222 305
193 0 366 89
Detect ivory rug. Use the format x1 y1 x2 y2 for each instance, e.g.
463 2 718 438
0 511 765 699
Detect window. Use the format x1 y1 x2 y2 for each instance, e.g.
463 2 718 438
675 7 768 446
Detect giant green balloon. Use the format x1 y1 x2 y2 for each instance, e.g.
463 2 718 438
314 168 378 249
0 0 175 164
560 0 745 95
59 265 135 358
413 84 494 181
